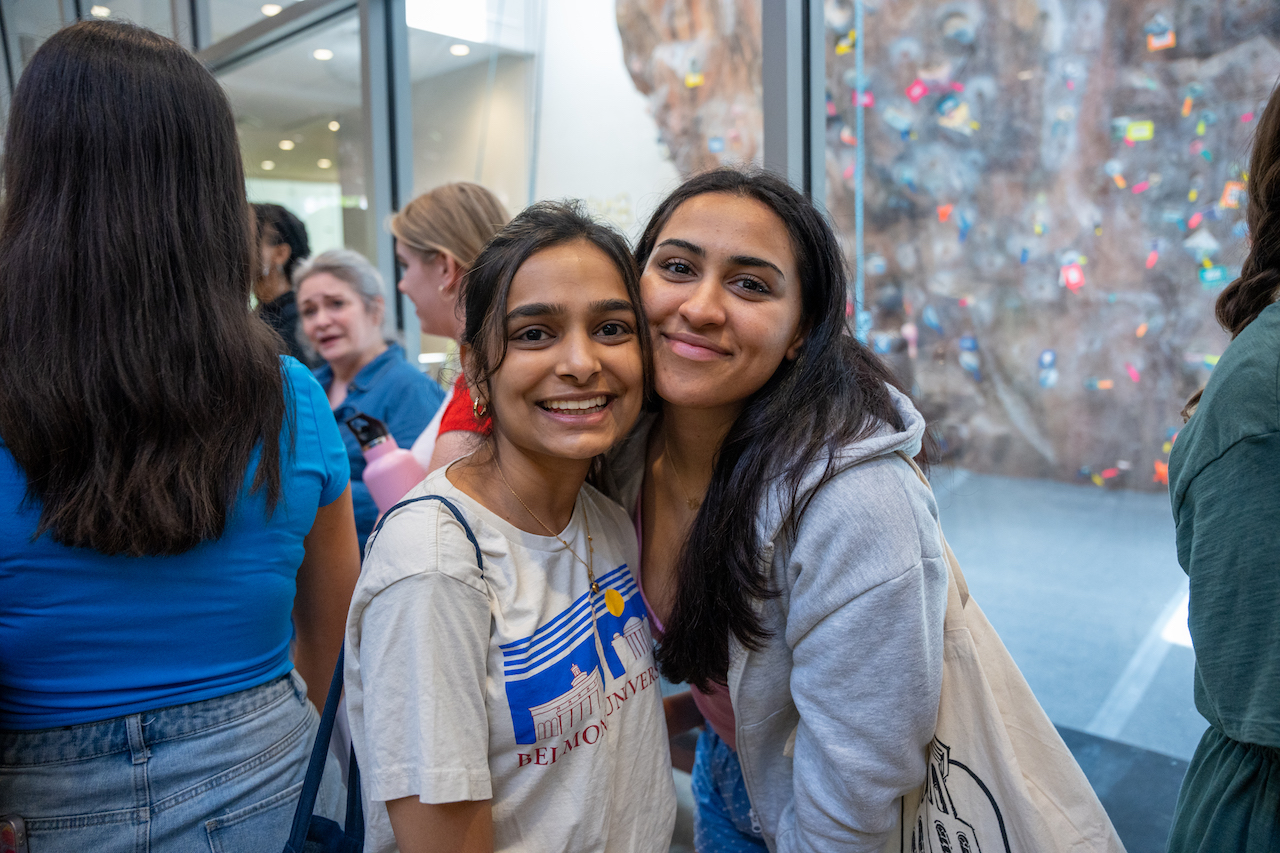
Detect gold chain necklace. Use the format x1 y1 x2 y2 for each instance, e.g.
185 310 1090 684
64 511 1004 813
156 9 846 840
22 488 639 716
494 460 600 594
664 432 702 511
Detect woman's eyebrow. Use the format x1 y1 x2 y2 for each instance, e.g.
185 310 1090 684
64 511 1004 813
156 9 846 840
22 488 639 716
656 238 704 256
506 302 562 321
728 255 785 278
592 298 634 313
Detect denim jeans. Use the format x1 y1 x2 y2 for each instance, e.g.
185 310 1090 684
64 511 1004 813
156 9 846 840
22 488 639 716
691 727 769 853
0 670 340 853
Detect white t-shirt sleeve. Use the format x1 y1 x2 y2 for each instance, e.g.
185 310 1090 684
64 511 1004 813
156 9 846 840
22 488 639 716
357 573 492 804
347 497 493 808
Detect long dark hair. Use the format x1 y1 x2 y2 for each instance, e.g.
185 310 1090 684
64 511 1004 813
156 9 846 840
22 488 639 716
254 203 311 282
461 199 654 412
638 168 910 690
1182 81 1280 419
0 21 287 556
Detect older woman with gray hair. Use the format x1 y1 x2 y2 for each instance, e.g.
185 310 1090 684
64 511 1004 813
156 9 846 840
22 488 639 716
297 249 444 551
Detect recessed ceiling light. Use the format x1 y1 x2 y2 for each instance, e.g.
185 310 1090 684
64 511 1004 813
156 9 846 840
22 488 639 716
90 5 110 16
278 139 295 151
328 120 340 132
313 48 334 61
261 160 276 171
317 158 333 169
449 44 470 56
261 3 282 15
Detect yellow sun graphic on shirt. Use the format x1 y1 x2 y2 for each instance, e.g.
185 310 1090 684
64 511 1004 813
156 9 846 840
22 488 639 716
604 588 625 617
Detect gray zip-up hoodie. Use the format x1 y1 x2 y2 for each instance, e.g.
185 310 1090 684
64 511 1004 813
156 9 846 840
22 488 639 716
603 386 947 852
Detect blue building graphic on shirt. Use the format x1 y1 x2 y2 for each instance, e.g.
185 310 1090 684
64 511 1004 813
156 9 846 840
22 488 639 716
499 564 652 745
592 564 652 679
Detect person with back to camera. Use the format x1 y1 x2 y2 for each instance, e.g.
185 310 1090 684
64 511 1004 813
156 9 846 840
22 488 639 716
389 182 510 471
297 248 445 553
254 202 316 365
597 168 948 852
344 201 677 853
1165 81 1280 853
0 20 360 852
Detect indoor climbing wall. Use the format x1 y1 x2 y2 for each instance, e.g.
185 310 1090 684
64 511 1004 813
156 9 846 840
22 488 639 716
616 0 763 176
618 0 1280 490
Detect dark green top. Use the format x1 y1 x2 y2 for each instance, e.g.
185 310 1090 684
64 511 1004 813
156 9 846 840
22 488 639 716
1169 300 1280 748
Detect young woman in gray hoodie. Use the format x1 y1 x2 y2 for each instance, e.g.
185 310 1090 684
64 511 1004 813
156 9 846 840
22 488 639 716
602 168 949 852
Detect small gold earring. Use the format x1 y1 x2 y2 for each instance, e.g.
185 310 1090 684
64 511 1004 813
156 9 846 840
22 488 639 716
473 398 487 419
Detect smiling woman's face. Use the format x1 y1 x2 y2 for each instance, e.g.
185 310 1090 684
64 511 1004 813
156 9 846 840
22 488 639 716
640 192 805 415
483 239 644 466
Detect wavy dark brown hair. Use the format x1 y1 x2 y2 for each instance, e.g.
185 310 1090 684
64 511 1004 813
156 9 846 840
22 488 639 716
1183 80 1280 419
0 21 287 556
637 168 915 690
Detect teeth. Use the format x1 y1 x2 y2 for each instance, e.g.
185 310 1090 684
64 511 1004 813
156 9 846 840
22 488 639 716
543 396 607 411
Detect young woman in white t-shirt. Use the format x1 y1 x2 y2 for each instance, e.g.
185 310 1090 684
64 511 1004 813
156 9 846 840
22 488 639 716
344 200 677 853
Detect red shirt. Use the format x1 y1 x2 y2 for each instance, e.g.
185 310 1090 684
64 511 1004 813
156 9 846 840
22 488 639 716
439 375 491 436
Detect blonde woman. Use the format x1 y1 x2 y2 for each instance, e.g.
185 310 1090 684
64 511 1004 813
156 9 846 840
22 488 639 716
390 182 509 471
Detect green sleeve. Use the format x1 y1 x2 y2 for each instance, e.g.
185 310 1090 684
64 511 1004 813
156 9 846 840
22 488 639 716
1178 431 1280 747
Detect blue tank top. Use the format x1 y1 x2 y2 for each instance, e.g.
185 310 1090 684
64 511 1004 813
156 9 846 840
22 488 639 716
0 358 350 729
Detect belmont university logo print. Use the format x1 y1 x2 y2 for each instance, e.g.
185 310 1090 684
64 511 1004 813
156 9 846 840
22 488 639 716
500 564 655 748
907 739 1010 853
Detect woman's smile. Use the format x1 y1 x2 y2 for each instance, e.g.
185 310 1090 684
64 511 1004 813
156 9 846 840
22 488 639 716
661 331 730 361
538 393 613 415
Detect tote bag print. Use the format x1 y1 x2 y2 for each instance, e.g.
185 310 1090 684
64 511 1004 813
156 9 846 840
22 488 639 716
909 738 1006 853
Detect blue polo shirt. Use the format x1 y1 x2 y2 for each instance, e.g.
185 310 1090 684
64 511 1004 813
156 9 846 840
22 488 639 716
313 343 444 552
0 358 350 729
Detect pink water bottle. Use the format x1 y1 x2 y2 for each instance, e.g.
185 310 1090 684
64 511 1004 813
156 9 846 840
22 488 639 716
345 413 427 512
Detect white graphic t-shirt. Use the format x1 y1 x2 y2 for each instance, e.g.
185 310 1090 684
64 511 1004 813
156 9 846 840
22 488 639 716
344 467 676 853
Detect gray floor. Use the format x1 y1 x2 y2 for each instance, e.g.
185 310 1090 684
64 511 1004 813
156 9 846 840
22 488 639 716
930 467 1207 761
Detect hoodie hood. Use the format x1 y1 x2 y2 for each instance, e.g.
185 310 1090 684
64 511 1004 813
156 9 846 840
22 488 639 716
757 384 926 544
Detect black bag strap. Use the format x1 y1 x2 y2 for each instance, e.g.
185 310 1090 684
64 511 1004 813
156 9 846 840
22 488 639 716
365 494 484 576
284 646 356 852
283 494 483 852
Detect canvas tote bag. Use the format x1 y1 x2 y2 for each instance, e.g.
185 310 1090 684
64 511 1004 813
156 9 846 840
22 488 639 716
885 452 1126 853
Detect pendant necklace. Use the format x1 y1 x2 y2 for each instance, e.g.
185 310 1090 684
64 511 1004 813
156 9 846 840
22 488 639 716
494 460 600 596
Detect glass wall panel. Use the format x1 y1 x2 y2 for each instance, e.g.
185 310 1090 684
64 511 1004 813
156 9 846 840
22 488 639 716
218 11 370 263
208 0 303 45
407 1 534 217
2 0 67 76
821 0 1280 839
0 1 174 85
